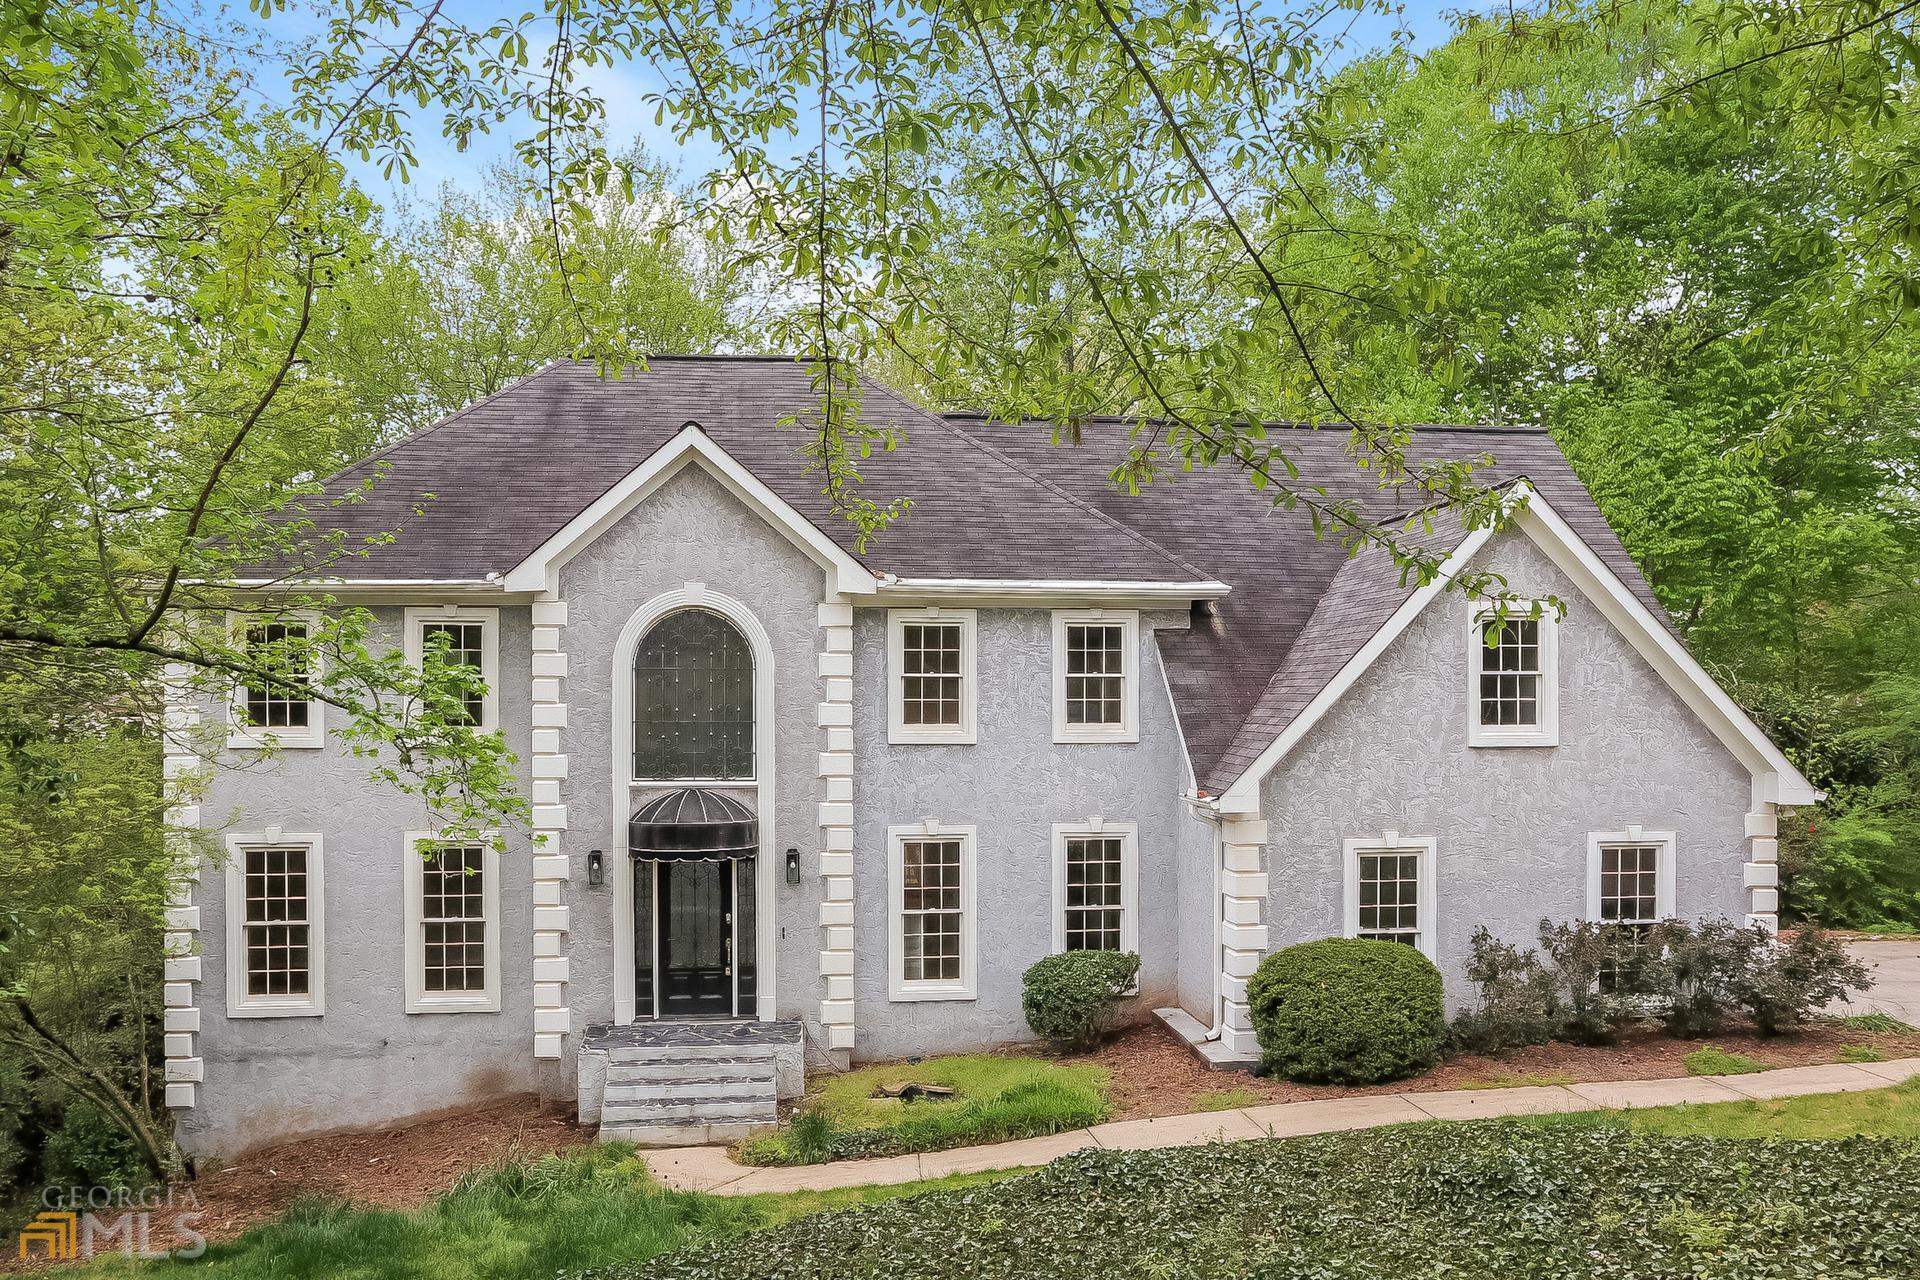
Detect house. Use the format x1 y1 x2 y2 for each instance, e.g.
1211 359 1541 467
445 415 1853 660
162 356 1818 1155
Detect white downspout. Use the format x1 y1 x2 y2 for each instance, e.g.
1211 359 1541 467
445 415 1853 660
1205 813 1226 1040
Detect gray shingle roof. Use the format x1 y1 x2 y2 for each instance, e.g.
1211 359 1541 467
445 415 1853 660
273 357 1667 796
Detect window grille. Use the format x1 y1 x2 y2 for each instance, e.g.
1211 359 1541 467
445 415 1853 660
1064 835 1125 950
901 837 964 982
244 846 311 996
634 609 753 779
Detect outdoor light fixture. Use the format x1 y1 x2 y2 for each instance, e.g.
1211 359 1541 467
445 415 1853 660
587 849 604 886
785 847 801 885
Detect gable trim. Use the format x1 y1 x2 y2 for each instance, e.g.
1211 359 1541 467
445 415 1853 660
499 425 880 597
1214 483 1819 813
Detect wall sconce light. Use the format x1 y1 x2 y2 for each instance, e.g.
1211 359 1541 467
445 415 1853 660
587 849 605 887
785 847 801 885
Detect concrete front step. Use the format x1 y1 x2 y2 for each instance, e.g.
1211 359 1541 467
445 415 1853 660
606 1060 775 1084
604 1079 774 1104
601 1119 774 1146
604 1099 777 1124
606 1043 778 1065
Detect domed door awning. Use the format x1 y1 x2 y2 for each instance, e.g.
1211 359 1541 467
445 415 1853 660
629 788 758 861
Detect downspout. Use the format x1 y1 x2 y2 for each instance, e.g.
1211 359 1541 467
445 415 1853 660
1183 790 1227 1042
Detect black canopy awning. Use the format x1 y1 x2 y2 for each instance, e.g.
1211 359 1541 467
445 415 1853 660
629 788 758 861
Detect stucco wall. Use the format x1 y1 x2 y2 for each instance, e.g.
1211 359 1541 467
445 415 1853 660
179 605 543 1159
559 464 830 1034
1259 530 1752 1000
849 608 1210 1061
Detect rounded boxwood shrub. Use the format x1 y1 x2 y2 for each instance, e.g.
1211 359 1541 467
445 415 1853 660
1247 938 1444 1083
1022 950 1140 1052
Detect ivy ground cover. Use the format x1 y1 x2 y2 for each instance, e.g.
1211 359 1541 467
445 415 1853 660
632 1122 1919 1280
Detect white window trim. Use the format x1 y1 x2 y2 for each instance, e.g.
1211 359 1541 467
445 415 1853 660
1050 820 1139 955
1586 827 1678 923
402 830 502 1014
1051 609 1140 744
1466 597 1559 748
403 605 502 735
226 611 325 749
887 820 977 1001
1342 832 1438 962
887 608 977 745
224 831 325 1018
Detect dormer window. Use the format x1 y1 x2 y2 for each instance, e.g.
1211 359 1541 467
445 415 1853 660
1468 600 1558 747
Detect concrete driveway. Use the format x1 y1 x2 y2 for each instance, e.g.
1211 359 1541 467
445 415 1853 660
1834 941 1920 1026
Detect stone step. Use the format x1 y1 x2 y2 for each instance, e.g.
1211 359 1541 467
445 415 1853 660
605 1058 776 1083
602 1098 777 1124
604 1079 774 1104
605 1043 779 1065
599 1118 773 1146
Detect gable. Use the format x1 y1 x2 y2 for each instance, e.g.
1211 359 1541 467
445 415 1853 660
1212 485 1819 813
500 425 878 597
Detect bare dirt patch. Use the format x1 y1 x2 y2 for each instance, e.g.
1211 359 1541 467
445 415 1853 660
1071 1018 1920 1122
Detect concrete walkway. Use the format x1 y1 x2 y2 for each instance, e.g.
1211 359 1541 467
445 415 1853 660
1837 941 1920 1027
641 1056 1920 1196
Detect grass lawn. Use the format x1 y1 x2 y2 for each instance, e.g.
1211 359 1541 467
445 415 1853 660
735 1054 1107 1165
1538 1075 1920 1141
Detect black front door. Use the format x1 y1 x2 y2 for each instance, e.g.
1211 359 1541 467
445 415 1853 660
659 860 732 1016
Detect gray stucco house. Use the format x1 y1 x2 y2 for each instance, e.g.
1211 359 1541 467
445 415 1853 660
160 357 1817 1155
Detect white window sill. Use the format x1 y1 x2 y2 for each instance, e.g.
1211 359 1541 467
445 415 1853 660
1467 728 1557 749
889 984 976 1003
406 996 501 1015
226 728 325 751
1053 726 1139 745
227 1001 324 1019
887 728 977 746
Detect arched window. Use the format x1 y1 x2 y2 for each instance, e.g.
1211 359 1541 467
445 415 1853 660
633 609 754 780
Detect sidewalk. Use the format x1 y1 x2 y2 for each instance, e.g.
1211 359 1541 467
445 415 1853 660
641 1056 1920 1196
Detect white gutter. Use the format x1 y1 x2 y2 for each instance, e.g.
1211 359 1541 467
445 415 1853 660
875 575 1230 604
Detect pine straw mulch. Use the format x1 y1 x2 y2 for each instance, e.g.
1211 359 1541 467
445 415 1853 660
1072 1016 1920 1123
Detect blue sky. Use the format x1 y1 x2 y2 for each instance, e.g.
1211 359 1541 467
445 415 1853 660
230 1 1465 211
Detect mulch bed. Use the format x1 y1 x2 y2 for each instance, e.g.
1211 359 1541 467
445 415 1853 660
1073 1016 1920 1122
174 1094 589 1247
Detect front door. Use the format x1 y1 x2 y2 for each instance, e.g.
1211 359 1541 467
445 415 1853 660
659 860 733 1017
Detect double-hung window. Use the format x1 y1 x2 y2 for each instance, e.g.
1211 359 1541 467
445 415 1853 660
1343 835 1437 960
228 614 323 748
1587 829 1676 936
887 609 976 744
404 832 501 1013
1051 822 1138 955
225 833 325 1016
404 607 500 734
1052 610 1139 743
888 822 976 1000
1467 599 1558 747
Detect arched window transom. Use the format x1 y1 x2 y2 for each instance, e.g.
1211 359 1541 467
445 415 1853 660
633 608 754 780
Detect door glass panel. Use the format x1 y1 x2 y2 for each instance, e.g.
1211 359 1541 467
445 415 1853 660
634 861 655 1018
735 857 757 1013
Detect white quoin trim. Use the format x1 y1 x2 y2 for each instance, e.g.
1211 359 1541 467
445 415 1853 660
1214 483 1820 813
160 664 206 1110
502 425 878 597
529 597 572 1057
611 584 778 1025
817 599 858 1053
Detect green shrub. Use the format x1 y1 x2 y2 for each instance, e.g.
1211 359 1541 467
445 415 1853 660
1020 950 1139 1053
41 1099 146 1190
1683 1047 1768 1076
1535 919 1651 1043
1834 1011 1916 1034
1449 925 1556 1051
1246 938 1443 1084
1733 928 1871 1034
1648 918 1765 1038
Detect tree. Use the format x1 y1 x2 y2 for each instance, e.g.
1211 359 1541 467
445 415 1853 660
312 149 743 438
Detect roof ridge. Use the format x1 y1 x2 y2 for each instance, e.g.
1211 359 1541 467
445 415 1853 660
940 411 1551 436
924 408 1217 582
